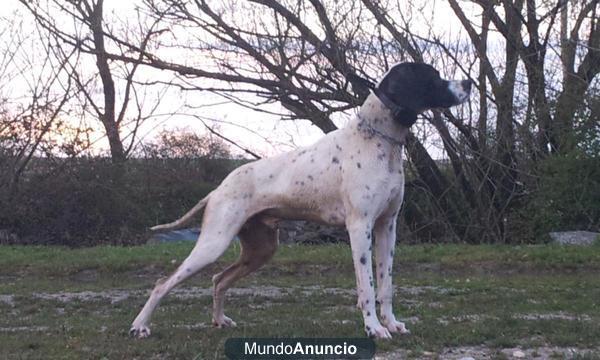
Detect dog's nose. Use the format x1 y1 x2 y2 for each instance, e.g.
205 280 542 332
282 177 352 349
461 80 472 92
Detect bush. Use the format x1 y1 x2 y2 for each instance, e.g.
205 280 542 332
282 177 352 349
525 152 600 241
0 157 244 246
0 127 251 245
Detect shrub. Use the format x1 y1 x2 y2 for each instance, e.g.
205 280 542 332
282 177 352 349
525 152 600 241
0 157 243 246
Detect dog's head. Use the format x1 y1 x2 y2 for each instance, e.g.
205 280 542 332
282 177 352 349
377 62 471 111
351 62 471 127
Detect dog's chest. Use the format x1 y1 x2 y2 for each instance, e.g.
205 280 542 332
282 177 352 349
340 127 406 207
347 129 405 179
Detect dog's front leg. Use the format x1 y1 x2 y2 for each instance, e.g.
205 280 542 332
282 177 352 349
347 219 392 339
374 215 409 335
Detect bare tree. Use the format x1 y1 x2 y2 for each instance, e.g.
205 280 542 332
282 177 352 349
0 12 84 191
19 0 167 164
13 0 599 242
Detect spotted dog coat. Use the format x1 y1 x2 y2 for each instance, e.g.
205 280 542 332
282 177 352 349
130 63 472 339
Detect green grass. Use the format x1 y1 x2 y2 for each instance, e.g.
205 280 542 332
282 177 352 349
3 242 600 274
1 243 599 359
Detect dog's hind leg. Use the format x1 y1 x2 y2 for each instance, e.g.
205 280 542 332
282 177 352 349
211 216 278 327
130 202 245 338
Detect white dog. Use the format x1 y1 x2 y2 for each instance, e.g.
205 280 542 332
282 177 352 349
130 62 471 339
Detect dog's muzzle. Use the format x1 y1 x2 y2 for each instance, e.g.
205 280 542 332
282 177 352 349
448 80 472 104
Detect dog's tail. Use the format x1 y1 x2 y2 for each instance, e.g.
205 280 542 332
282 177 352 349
150 192 213 232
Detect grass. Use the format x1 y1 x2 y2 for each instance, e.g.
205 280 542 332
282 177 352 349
1 243 599 359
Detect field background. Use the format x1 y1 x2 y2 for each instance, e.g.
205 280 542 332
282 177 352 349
1 243 599 359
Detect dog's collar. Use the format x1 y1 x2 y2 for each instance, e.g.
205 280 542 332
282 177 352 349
373 87 417 127
356 115 405 148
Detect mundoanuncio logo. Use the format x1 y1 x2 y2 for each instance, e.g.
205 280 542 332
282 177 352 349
224 338 375 359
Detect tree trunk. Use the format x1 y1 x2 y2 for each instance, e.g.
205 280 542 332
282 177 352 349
90 0 126 164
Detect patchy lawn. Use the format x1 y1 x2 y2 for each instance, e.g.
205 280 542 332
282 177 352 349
1 243 600 359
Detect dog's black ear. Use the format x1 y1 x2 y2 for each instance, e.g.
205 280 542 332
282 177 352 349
347 73 375 99
396 108 418 127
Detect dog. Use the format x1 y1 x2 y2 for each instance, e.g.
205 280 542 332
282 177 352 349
130 62 471 339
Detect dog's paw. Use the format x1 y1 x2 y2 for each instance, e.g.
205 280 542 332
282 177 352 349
212 315 237 328
365 324 392 339
129 325 151 339
383 319 410 334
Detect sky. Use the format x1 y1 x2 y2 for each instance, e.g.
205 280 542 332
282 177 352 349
2 0 481 159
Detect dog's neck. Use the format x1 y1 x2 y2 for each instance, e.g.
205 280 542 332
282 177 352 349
354 93 410 146
373 88 418 128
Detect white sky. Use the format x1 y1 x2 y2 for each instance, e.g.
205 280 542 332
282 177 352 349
2 0 482 158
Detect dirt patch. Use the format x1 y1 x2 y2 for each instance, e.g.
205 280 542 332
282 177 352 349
0 325 50 332
173 322 214 330
28 285 344 304
515 312 592 321
376 346 600 359
26 284 462 305
437 312 594 325
171 285 291 300
397 285 459 295
33 289 135 304
22 287 597 332
0 294 15 306
401 260 600 278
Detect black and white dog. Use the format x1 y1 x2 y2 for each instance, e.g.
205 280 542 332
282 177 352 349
130 63 471 339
